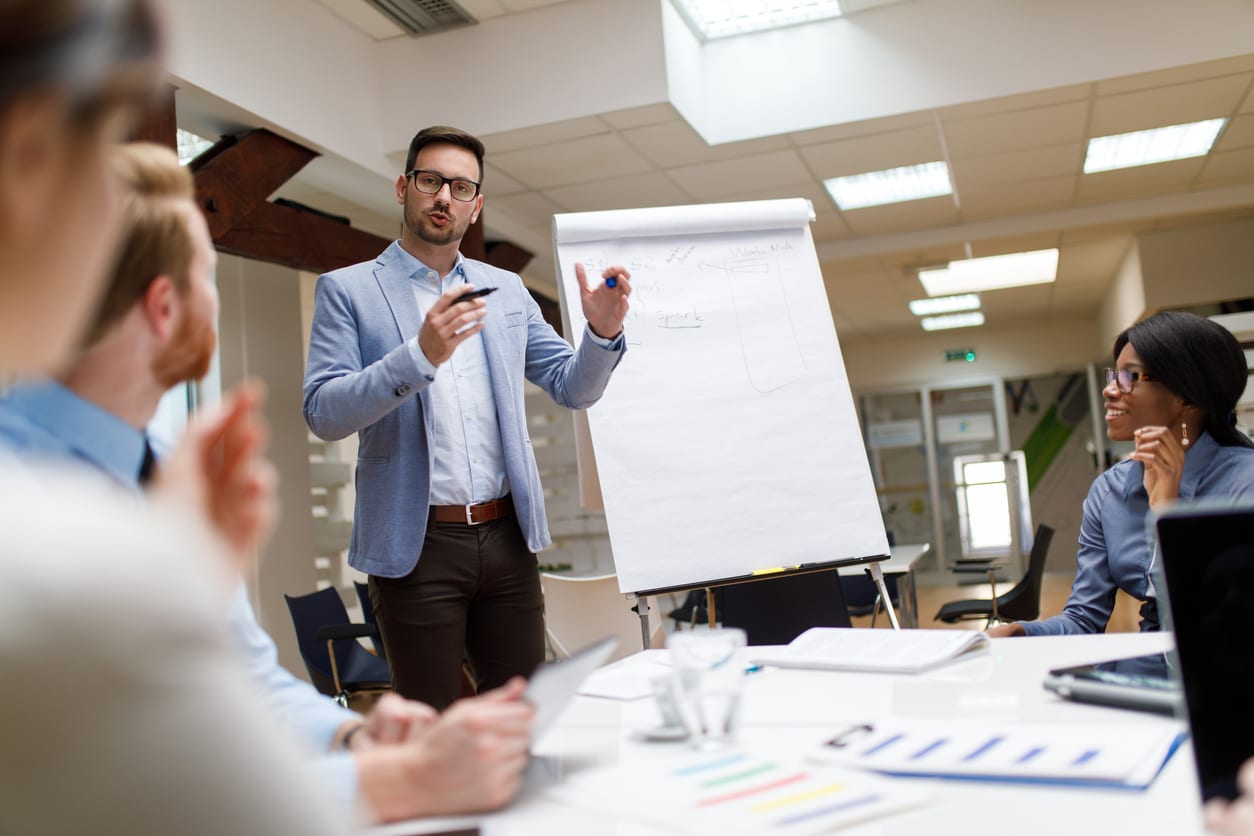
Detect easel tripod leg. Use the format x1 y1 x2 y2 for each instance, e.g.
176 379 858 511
870 563 900 630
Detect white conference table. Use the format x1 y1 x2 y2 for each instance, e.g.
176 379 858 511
370 631 1202 836
837 543 930 628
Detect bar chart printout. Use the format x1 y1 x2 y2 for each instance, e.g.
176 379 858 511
544 750 932 834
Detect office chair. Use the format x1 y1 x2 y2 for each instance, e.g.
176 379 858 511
722 571 852 646
352 580 388 659
284 587 391 707
840 573 900 628
934 524 1055 627
666 588 723 630
539 572 664 663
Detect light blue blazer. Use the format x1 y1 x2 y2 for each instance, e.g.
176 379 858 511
303 243 624 578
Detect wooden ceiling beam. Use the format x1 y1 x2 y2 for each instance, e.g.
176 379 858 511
213 199 391 274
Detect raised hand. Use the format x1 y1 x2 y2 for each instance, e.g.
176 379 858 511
417 285 489 366
1132 424 1187 508
575 262 630 340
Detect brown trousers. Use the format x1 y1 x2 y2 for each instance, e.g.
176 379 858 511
367 512 544 711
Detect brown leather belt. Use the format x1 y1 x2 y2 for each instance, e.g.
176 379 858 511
429 496 512 526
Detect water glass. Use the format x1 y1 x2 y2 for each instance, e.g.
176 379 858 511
668 627 747 749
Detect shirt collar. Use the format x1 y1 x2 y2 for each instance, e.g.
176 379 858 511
386 240 467 285
2 380 146 489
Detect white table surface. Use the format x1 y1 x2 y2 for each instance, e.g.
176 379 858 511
368 632 1202 836
836 543 929 576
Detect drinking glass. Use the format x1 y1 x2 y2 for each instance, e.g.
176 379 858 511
668 627 747 749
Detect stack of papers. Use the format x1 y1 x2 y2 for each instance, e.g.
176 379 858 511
545 749 932 834
811 719 1186 790
752 628 989 674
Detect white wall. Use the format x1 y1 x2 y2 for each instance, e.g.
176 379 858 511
1138 217 1254 312
1097 241 1145 354
216 252 319 679
842 316 1100 393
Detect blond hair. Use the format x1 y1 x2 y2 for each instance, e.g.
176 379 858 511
84 142 198 344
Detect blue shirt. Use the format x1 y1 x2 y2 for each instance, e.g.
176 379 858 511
0 381 360 811
391 241 620 506
1022 431 1254 635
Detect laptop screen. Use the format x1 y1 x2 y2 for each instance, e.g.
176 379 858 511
1155 502 1254 801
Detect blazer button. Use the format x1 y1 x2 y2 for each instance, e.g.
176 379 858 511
394 383 411 397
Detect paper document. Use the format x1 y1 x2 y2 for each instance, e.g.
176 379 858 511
545 749 931 834
811 719 1185 790
752 628 989 674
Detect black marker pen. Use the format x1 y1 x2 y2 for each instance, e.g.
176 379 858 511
453 286 496 304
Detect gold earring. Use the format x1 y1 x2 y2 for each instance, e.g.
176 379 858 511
1181 420 1189 448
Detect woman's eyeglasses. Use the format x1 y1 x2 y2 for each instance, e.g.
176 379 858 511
1103 367 1157 393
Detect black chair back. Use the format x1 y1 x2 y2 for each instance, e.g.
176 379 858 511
995 524 1055 622
284 588 390 699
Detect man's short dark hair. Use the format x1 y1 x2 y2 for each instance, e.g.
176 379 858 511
405 126 485 183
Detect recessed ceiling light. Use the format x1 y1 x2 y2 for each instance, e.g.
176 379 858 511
921 312 985 331
918 249 1058 296
909 293 981 316
669 0 844 41
824 161 952 211
1083 118 1227 173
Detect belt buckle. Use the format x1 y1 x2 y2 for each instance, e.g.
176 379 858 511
465 503 482 525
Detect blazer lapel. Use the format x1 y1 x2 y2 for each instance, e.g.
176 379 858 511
373 247 424 345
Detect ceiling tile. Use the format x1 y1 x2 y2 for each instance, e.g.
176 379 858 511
841 196 959 235
485 190 566 232
541 172 692 213
1197 146 1254 186
456 0 509 19
600 103 679 130
666 149 812 201
1076 158 1207 202
879 242 970 273
1243 84 1254 114
978 284 1053 315
1096 56 1254 96
499 0 571 10
798 125 945 179
1215 113 1254 152
316 0 406 39
1089 74 1252 137
820 254 890 278
622 120 792 168
949 143 1082 188
938 84 1090 121
943 101 1088 159
482 163 527 197
1055 236 1133 285
968 232 1062 259
481 115 610 154
491 134 653 189
732 181 829 207
789 111 933 146
810 212 852 242
958 175 1076 219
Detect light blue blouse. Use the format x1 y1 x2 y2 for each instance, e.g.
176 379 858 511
1022 431 1254 636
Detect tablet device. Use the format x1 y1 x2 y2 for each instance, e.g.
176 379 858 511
525 636 618 740
1042 652 1182 715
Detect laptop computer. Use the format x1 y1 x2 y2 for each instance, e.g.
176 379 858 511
1155 501 1254 802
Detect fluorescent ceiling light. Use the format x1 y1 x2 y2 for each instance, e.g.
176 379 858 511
918 249 1058 296
1084 118 1227 173
824 161 952 210
921 312 985 332
909 293 981 316
670 0 844 41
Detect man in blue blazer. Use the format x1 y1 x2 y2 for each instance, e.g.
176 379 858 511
303 126 631 709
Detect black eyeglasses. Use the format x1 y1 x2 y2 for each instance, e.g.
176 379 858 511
1104 367 1158 393
405 169 480 202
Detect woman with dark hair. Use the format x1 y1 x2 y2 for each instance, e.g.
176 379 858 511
990 311 1254 638
0 2 342 833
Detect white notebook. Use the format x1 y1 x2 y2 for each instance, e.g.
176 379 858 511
751 628 989 674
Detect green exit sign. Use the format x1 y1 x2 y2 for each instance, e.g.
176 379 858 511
945 348 976 363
